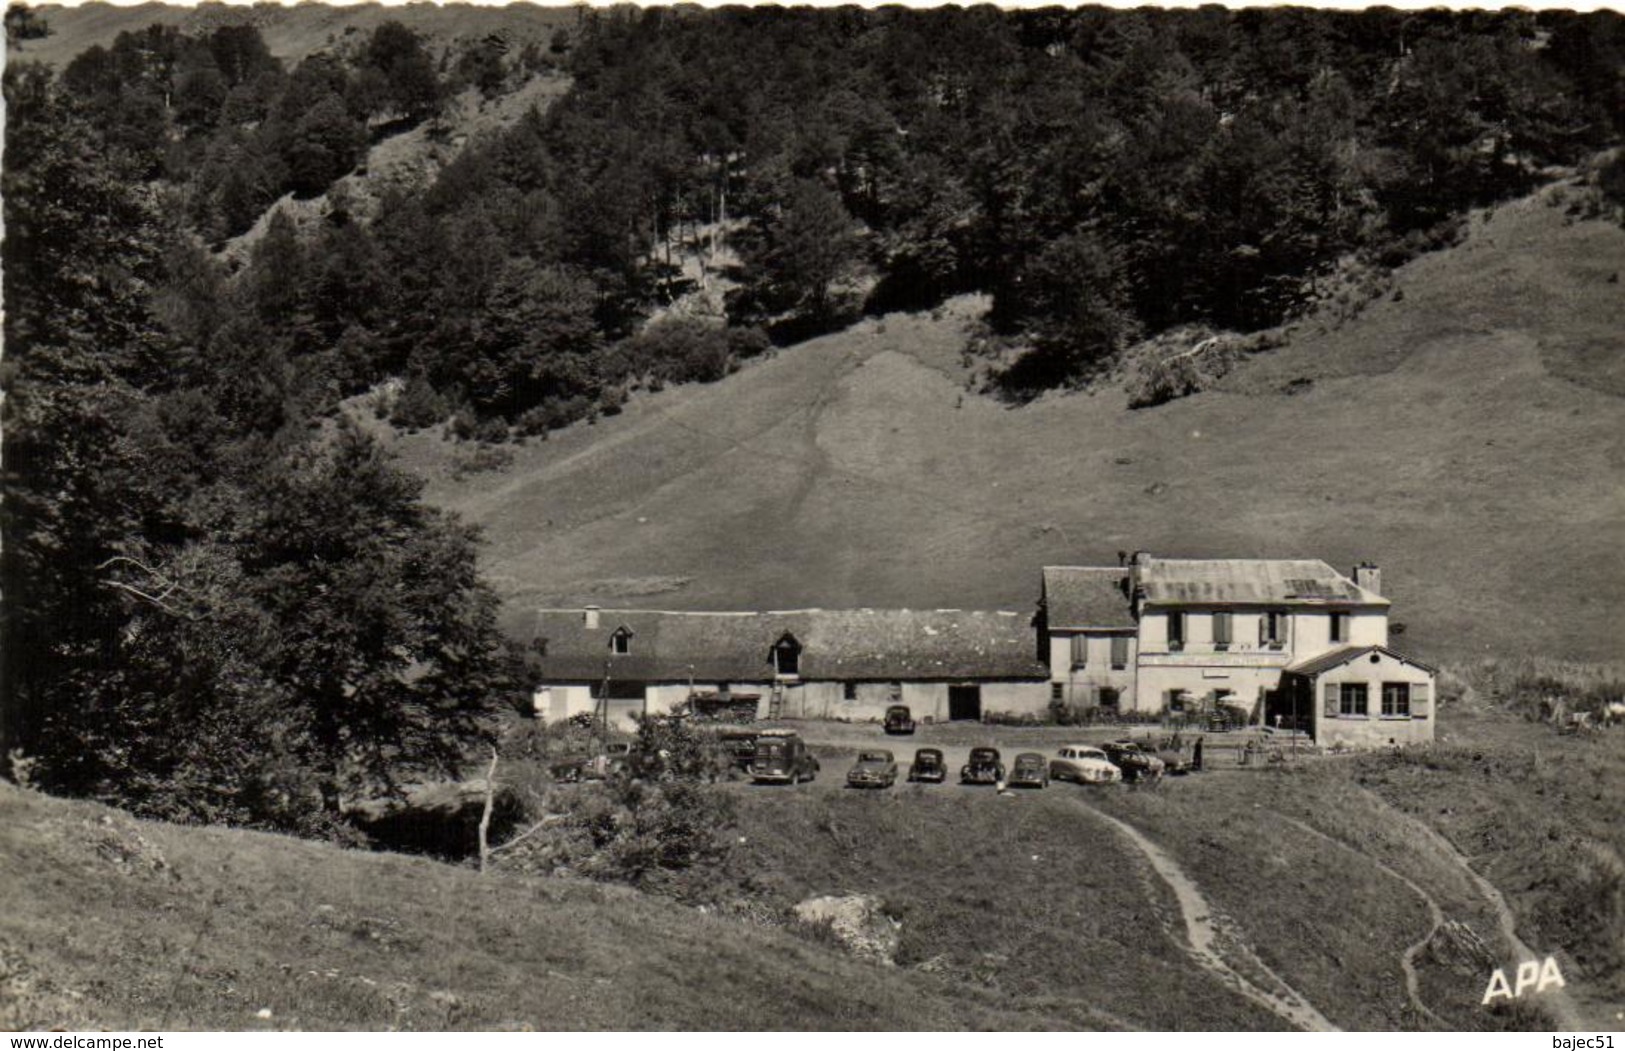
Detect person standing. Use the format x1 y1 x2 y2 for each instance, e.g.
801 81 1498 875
1193 735 1205 773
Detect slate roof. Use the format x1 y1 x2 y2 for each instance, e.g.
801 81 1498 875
1137 558 1386 607
1041 567 1135 629
530 607 1049 683
1285 644 1437 677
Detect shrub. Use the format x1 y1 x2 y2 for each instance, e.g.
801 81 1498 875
389 374 448 430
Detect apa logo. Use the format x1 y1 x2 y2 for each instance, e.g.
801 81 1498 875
1481 955 1566 1005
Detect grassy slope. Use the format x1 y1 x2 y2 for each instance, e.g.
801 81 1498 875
0 782 1062 1032
13 3 577 69
378 187 1625 663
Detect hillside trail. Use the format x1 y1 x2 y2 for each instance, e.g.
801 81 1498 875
1350 785 1586 1030
1274 813 1450 1028
1067 799 1339 1032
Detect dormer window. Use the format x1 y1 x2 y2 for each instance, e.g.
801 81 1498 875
772 632 802 677
610 626 633 655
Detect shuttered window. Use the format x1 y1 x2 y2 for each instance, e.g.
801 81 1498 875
1382 682 1410 716
1213 612 1233 646
1339 682 1369 716
1070 634 1087 668
1109 636 1129 669
1411 682 1430 718
1330 612 1348 643
1323 682 1340 717
1262 612 1286 645
1167 612 1185 648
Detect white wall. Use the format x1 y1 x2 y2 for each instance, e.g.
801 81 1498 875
1311 652 1435 749
1046 630 1138 709
1134 663 1288 719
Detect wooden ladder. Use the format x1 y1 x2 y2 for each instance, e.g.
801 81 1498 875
768 682 785 720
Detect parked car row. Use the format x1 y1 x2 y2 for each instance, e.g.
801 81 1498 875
837 741 1179 790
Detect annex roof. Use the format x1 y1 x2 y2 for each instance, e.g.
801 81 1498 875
1285 644 1436 678
1040 566 1135 629
1137 558 1386 607
530 607 1049 683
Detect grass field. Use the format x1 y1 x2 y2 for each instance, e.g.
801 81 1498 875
0 782 1069 1032
370 183 1625 665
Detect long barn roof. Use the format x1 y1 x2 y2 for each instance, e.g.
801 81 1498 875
530 607 1049 683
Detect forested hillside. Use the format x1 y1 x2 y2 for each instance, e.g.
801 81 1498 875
4 5 1624 832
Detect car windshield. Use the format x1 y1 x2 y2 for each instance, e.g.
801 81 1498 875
858 751 890 762
1072 748 1106 759
970 749 998 762
916 750 941 761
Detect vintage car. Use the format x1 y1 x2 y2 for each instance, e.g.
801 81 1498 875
1007 752 1050 789
907 748 947 783
846 749 898 789
1152 742 1194 775
1102 740 1167 782
960 747 1005 785
1048 745 1123 785
750 730 820 784
883 704 918 735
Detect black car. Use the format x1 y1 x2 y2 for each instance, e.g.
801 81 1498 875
907 748 946 783
1102 740 1167 782
1007 752 1050 788
883 704 917 735
961 747 1004 785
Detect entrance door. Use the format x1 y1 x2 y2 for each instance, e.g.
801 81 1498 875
948 684 982 721
1263 687 1299 730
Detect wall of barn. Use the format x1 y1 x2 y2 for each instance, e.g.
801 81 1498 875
1309 653 1435 749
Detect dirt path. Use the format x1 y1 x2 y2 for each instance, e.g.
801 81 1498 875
1275 814 1450 1029
1068 799 1339 1032
1351 785 1585 1030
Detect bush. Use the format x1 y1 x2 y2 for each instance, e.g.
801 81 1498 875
616 317 736 385
389 374 448 430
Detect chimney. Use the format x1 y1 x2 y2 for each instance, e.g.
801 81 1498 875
584 605 600 630
1128 551 1151 612
1354 563 1382 597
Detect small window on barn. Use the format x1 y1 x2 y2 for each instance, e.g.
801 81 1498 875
610 626 633 655
1167 612 1185 650
1329 612 1348 644
1212 612 1233 648
843 682 858 701
772 633 801 677
1109 636 1129 670
1339 682 1368 717
1382 682 1410 717
1069 634 1087 668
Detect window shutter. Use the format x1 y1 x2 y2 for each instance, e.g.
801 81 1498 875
1412 682 1430 717
1323 681 1339 717
1110 636 1129 667
1214 612 1232 645
1259 614 1268 644
1070 634 1087 667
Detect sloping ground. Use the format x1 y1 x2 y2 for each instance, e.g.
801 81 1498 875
13 3 577 69
0 782 1061 1031
383 187 1625 663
